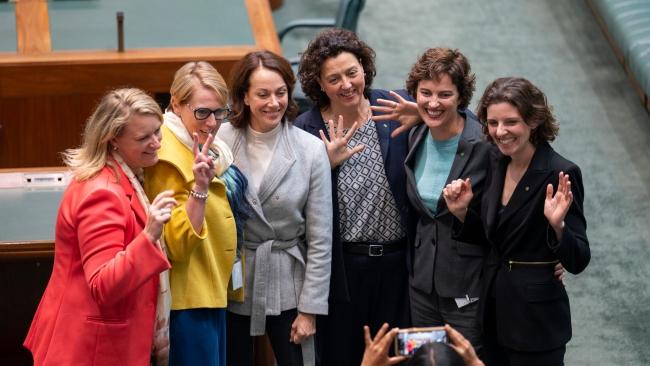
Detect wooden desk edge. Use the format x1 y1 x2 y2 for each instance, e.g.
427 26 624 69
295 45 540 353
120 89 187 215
0 241 54 261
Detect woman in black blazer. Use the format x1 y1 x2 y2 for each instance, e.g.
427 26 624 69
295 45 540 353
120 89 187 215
443 77 590 366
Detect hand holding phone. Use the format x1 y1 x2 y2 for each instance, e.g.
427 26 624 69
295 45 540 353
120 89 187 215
394 327 448 357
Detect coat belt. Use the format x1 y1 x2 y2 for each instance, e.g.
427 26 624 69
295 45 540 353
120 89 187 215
244 238 315 365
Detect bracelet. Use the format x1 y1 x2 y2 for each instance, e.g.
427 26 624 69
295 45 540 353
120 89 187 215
189 189 209 201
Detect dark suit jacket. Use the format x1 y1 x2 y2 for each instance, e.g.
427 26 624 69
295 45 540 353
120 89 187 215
405 111 490 299
294 89 410 303
460 141 590 352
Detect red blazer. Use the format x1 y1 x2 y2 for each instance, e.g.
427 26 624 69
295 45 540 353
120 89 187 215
24 164 171 366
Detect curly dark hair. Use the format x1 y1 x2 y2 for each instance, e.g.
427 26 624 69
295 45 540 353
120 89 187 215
476 77 559 146
228 51 298 128
405 48 475 111
298 28 376 108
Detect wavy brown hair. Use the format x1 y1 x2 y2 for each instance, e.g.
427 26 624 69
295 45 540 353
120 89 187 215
228 51 298 128
405 47 475 111
298 28 376 108
476 77 559 145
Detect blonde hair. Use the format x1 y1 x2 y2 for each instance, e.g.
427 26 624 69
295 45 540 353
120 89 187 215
169 61 229 107
62 88 162 181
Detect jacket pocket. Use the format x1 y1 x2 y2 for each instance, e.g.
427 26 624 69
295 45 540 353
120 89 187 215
455 241 484 257
524 282 564 303
86 316 128 325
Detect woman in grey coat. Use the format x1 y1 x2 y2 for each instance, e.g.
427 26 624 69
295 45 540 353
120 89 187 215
218 51 332 366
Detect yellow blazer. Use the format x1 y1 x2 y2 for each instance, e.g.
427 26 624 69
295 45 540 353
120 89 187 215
144 125 241 309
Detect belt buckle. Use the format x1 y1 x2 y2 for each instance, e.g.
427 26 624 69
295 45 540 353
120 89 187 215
368 244 383 257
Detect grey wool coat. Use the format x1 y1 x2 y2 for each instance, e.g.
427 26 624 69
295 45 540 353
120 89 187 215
218 121 333 336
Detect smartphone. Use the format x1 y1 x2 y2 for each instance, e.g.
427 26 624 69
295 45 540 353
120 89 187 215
394 327 448 356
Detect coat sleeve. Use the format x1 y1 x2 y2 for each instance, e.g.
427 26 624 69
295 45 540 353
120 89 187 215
298 141 333 315
145 162 208 262
547 164 590 274
77 188 170 307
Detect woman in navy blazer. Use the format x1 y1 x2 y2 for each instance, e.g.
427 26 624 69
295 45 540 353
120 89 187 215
443 77 590 366
294 28 410 366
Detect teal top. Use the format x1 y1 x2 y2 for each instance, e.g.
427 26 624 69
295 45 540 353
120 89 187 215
414 131 461 214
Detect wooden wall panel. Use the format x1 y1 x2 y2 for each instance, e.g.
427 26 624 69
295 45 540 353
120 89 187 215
0 94 99 168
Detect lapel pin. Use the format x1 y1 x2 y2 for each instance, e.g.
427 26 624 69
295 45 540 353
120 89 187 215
525 186 530 191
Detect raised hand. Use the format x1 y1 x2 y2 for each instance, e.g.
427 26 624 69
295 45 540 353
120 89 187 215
544 172 573 239
289 312 316 344
144 190 177 242
370 90 419 138
442 178 473 222
360 323 406 366
191 132 217 192
319 114 365 168
444 325 485 366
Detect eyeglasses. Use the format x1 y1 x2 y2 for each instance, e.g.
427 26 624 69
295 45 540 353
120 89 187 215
188 105 231 121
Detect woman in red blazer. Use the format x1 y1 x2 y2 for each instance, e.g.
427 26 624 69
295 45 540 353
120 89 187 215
24 88 181 365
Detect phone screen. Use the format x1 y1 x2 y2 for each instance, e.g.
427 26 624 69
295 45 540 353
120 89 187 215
394 327 448 356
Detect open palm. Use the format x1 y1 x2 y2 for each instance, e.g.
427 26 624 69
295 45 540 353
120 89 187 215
544 171 573 229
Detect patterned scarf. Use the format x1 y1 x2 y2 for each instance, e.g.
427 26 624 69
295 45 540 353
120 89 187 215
111 152 171 366
163 111 251 252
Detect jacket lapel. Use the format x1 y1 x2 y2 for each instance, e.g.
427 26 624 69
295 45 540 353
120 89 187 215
497 143 553 231
257 123 296 204
404 124 436 219
375 119 391 164
228 127 271 227
485 153 507 238
115 166 147 229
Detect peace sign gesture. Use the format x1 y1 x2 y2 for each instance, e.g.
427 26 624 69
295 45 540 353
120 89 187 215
319 114 365 168
191 132 217 192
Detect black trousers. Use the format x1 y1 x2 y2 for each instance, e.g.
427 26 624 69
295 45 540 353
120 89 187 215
227 309 303 366
316 248 410 366
409 285 482 351
483 296 565 366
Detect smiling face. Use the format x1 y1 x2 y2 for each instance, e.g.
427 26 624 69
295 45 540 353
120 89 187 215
416 74 461 129
318 51 366 109
172 82 226 144
486 102 537 160
244 66 288 132
111 113 162 171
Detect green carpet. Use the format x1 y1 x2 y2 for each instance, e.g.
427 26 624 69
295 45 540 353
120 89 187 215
274 0 650 364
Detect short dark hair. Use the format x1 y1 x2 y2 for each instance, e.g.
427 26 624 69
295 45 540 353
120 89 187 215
228 51 298 128
298 28 376 108
405 48 475 111
476 77 559 145
407 343 464 366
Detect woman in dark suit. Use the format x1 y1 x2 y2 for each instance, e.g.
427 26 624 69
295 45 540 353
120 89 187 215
401 48 490 350
443 77 590 366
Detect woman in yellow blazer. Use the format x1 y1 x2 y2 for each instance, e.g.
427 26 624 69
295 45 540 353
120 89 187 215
144 61 249 366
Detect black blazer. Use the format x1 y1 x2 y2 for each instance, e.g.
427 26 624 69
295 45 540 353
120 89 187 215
294 89 410 303
405 111 490 299
460 141 590 352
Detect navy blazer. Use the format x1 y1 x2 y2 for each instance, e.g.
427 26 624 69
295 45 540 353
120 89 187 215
405 111 490 299
294 89 410 303
460 141 590 352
